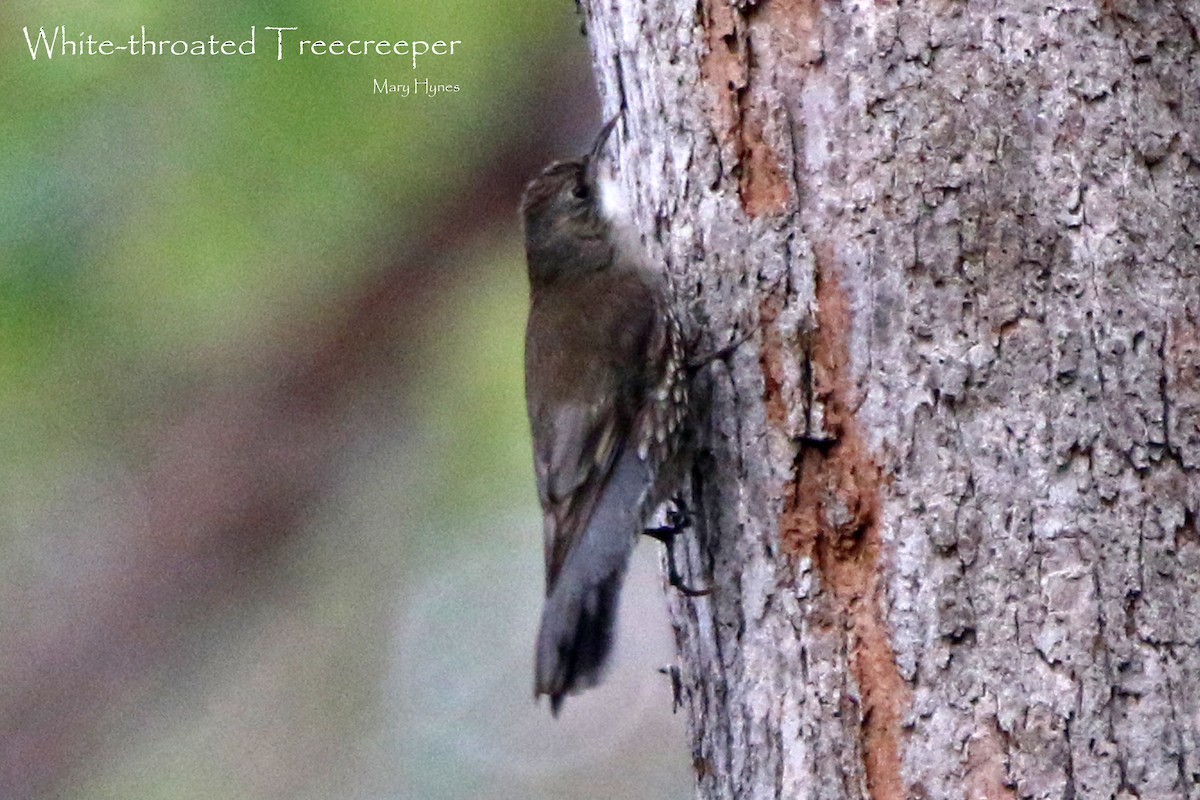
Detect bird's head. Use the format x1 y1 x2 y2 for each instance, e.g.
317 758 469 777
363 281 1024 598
520 116 621 287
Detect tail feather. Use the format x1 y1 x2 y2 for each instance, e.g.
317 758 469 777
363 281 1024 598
535 573 620 714
534 446 649 713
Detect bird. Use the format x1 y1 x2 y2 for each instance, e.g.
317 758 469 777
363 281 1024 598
520 116 697 714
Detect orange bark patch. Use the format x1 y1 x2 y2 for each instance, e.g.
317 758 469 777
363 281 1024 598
738 108 792 217
965 717 1017 800
697 0 745 139
749 0 825 71
761 244 911 800
697 0 822 217
757 290 791 432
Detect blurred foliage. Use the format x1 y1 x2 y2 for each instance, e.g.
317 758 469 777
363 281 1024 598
0 0 571 520
1 1 693 798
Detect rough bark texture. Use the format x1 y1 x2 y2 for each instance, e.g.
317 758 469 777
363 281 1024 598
580 1 1200 798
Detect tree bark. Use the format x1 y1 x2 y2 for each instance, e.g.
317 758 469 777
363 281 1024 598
581 1 1200 798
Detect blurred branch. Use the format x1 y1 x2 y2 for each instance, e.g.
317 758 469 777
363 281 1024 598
0 57 596 799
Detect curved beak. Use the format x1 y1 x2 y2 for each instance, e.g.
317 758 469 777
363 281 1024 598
590 114 621 161
584 113 622 184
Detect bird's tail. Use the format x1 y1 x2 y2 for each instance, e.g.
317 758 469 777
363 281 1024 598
534 446 649 714
534 568 623 714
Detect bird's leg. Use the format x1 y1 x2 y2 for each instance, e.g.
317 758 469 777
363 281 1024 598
657 664 684 713
643 499 711 597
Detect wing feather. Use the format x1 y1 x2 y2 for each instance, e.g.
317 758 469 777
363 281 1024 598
525 270 663 592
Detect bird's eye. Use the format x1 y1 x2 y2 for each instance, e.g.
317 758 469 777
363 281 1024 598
571 183 590 201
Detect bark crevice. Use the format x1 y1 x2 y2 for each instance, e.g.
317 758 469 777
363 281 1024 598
584 0 1200 796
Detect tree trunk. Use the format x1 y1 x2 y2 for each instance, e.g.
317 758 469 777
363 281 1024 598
581 1 1200 798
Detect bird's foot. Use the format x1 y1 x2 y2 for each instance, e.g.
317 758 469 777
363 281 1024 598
643 501 711 597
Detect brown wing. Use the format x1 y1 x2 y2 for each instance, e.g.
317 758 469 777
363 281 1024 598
533 399 623 589
524 270 664 591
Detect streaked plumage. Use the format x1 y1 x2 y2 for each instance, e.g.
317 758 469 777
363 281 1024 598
521 119 688 713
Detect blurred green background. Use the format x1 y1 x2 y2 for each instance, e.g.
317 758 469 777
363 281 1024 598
0 2 689 798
